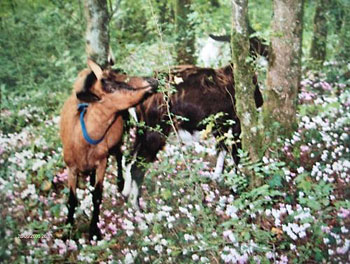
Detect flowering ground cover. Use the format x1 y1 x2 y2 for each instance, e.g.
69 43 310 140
0 62 349 263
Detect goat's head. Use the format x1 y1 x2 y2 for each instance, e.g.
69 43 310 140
75 60 158 108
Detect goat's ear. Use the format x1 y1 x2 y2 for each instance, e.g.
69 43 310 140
87 59 103 80
76 70 100 102
76 91 100 102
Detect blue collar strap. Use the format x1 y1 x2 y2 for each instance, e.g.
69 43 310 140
77 103 104 145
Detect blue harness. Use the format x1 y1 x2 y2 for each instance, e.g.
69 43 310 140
77 103 104 145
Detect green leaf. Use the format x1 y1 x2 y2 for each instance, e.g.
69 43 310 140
314 248 325 262
161 189 172 200
268 174 283 188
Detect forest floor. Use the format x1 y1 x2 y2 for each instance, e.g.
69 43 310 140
0 64 350 263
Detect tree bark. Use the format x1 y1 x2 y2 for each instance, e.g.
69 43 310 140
84 0 110 68
174 0 196 64
263 0 304 146
337 1 350 60
231 0 263 188
310 0 329 65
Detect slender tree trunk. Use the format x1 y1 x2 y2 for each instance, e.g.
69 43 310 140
156 0 170 30
263 0 304 146
338 2 350 60
174 0 196 64
84 0 110 67
231 0 263 188
310 0 329 65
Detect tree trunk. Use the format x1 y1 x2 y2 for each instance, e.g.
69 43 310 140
337 1 350 60
156 0 170 30
263 0 304 146
84 0 110 68
231 0 263 188
310 0 329 65
174 0 196 64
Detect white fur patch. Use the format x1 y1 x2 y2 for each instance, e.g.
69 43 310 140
121 162 132 197
198 37 230 67
174 76 183 85
129 180 140 211
178 129 200 145
122 151 139 197
212 149 227 180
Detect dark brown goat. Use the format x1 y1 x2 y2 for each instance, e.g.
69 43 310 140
121 64 263 209
60 60 157 239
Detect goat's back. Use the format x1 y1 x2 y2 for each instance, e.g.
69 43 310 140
138 65 237 133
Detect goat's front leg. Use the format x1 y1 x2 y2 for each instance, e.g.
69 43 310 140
123 133 163 210
121 150 144 210
90 159 107 240
128 162 146 211
121 151 137 198
66 167 78 226
109 144 124 192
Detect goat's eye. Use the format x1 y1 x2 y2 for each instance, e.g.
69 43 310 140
101 79 116 93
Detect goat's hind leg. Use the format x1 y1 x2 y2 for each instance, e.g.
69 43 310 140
213 127 241 180
213 147 227 180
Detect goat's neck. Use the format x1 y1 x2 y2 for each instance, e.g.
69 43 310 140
83 99 120 141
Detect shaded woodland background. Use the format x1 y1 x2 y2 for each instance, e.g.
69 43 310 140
0 0 350 263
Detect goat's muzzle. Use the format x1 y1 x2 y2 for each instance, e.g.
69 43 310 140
145 77 159 92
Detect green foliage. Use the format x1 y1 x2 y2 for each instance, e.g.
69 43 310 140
0 0 85 133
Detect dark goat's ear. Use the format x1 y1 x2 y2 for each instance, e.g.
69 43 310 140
76 91 100 102
76 71 100 102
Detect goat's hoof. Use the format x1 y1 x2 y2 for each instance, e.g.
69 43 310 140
121 189 129 198
89 226 102 241
65 217 75 228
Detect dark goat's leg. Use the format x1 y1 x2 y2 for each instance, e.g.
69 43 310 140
124 132 165 209
231 120 242 165
109 145 124 192
66 168 78 225
89 160 106 240
90 181 103 240
66 189 78 225
231 140 242 165
128 162 147 210
89 170 96 187
116 148 124 192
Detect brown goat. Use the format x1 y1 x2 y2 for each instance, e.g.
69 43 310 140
60 60 158 239
121 64 263 209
